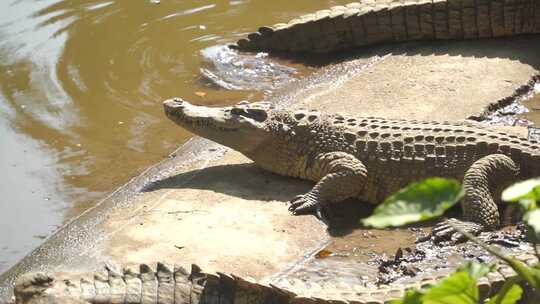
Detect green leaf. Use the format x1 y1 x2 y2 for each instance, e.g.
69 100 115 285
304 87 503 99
501 178 540 203
457 261 494 279
518 198 537 213
389 289 424 304
486 283 523 304
503 258 540 292
361 178 463 228
524 209 540 240
422 271 478 304
531 265 540 291
533 185 540 203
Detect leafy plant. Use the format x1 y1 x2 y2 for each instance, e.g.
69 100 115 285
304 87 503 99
389 262 522 304
364 178 540 304
361 178 463 228
502 179 540 243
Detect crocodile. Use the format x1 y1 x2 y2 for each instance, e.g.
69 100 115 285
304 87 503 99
160 0 540 242
233 0 540 54
12 255 539 304
163 98 540 241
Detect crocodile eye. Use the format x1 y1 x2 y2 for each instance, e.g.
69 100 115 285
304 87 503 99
230 107 268 122
245 108 268 122
231 107 245 116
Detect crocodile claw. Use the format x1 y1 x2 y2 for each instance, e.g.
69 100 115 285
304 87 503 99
288 194 319 215
431 218 484 244
288 194 333 226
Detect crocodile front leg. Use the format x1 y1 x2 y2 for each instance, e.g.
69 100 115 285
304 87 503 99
289 152 367 216
432 154 520 243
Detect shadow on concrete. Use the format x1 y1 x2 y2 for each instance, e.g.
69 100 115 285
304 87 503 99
322 198 457 237
143 162 312 202
143 161 470 237
142 163 408 236
268 35 540 71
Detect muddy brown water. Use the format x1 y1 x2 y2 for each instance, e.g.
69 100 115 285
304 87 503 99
0 0 539 280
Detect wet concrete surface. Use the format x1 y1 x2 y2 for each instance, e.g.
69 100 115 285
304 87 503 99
270 216 533 289
1 22 540 304
267 189 535 293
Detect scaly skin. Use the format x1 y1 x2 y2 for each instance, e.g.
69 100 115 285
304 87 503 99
12 254 539 304
163 98 540 241
233 0 540 54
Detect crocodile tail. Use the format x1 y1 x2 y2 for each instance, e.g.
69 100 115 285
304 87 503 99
234 0 540 54
12 263 296 304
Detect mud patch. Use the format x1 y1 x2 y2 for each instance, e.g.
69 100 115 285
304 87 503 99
376 225 529 285
473 77 540 129
270 225 534 295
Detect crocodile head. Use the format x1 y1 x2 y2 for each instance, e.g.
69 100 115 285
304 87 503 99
14 273 53 304
14 272 89 304
163 98 276 154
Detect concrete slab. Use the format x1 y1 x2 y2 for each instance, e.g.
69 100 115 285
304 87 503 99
287 37 540 122
1 35 539 300
103 150 326 279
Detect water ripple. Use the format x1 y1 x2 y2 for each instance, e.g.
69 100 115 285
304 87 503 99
200 45 297 91
160 3 216 21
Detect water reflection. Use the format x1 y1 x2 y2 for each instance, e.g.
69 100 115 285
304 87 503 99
0 111 66 271
0 0 350 273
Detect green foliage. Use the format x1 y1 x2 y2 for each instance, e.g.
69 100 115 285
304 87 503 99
501 178 539 212
499 257 540 295
361 178 462 228
421 271 478 304
369 177 540 303
389 262 495 304
389 289 423 304
486 282 523 304
530 266 540 292
501 178 540 206
457 261 494 279
501 178 540 243
524 209 540 241
390 269 523 304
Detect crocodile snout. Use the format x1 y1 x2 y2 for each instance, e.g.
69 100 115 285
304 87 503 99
163 97 186 109
163 98 188 118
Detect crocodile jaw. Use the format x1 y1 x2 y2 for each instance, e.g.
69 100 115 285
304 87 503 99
163 98 268 153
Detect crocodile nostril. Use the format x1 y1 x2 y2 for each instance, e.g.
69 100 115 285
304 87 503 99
163 98 185 109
